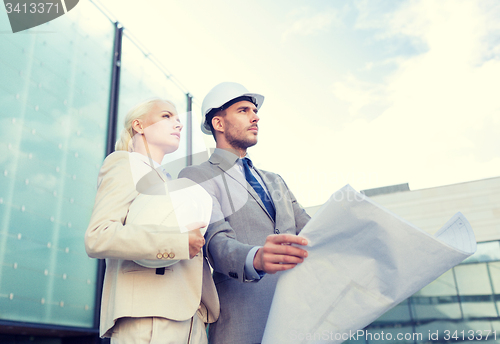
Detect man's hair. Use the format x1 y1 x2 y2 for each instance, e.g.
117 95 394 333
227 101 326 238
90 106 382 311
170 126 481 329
204 96 257 142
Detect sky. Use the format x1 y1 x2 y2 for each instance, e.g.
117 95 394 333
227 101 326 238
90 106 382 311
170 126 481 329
96 0 500 207
45 0 500 206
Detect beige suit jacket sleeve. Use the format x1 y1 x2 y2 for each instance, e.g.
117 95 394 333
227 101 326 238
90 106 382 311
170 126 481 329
85 151 189 261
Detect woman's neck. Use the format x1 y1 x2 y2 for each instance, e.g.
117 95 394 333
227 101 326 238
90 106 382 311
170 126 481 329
132 135 164 165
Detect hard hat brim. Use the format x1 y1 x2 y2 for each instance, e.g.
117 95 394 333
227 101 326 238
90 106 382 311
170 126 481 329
201 92 264 135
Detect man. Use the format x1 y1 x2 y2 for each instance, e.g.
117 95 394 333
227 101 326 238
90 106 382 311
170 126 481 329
179 82 310 344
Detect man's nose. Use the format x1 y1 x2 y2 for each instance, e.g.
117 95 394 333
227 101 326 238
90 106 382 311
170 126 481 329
251 112 260 122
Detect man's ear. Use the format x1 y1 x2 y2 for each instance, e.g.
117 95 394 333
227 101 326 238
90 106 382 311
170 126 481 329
132 119 143 134
212 116 224 133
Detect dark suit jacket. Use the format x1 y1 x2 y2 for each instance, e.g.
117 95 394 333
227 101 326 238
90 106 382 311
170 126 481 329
180 149 310 344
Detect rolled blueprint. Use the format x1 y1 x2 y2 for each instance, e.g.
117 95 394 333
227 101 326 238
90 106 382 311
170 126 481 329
262 184 476 344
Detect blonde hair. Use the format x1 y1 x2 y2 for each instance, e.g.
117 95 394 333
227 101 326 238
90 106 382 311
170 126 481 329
115 98 176 152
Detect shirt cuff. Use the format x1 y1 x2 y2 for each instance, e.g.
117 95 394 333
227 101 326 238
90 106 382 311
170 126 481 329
244 246 266 281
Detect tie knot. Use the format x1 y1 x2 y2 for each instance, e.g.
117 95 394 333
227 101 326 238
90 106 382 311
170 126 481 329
243 157 253 168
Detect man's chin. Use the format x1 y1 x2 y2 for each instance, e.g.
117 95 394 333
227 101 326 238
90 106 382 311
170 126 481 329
246 138 258 148
227 136 258 150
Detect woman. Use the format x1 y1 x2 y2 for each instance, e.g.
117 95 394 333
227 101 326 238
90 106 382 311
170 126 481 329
85 98 219 344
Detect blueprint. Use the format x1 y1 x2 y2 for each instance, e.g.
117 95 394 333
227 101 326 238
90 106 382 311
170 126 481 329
262 184 476 344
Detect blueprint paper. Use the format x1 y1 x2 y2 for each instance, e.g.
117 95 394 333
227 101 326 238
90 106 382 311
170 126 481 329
262 185 476 344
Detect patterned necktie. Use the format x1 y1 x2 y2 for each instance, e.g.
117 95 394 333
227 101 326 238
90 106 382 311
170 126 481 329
241 158 276 221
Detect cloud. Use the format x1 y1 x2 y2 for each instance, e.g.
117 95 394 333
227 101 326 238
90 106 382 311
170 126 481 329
332 73 391 120
327 0 500 192
282 8 342 42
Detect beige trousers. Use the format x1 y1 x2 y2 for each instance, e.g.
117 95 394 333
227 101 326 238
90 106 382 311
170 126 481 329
110 313 207 344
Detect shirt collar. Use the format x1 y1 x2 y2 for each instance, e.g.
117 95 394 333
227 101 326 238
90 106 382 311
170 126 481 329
130 152 161 168
130 152 171 180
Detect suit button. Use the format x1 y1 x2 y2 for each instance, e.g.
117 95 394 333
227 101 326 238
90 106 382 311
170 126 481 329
275 228 280 234
163 252 170 259
169 253 175 259
156 253 163 259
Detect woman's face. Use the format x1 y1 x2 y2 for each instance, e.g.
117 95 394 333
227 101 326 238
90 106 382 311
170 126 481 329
141 100 183 154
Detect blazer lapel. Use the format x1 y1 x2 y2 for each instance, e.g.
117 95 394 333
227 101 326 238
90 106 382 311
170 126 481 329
253 168 279 224
135 159 167 194
209 151 275 223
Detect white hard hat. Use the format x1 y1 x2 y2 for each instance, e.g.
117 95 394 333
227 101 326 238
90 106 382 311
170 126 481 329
201 82 264 135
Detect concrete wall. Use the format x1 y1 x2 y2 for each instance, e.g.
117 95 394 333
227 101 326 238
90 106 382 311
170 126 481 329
305 177 500 243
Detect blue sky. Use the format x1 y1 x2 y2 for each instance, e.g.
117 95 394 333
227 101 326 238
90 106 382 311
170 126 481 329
97 0 500 206
8 0 498 207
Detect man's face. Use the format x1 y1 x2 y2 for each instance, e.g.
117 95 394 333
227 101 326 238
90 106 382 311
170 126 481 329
218 100 260 150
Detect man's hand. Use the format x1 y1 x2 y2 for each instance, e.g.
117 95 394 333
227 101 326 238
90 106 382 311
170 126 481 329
186 222 206 259
253 234 308 274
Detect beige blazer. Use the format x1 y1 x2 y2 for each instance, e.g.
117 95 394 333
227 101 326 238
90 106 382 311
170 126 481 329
85 151 219 338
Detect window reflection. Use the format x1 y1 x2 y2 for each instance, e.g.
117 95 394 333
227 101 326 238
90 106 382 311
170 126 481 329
0 0 113 328
117 33 188 177
455 264 492 295
367 240 500 343
463 241 500 264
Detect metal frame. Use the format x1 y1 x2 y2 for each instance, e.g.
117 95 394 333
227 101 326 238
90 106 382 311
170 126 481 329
186 93 193 166
105 22 123 157
90 21 124 343
0 319 99 337
1 0 196 341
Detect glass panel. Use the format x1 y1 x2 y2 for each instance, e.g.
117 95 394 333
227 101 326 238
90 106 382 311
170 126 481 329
489 262 500 294
191 104 212 165
461 297 498 318
412 298 463 320
373 301 411 324
0 0 113 328
455 264 492 295
463 241 500 264
414 269 457 296
117 33 188 177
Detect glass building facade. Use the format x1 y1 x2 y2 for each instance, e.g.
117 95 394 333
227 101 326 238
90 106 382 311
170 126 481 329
0 1 200 342
0 1 499 343
344 241 500 344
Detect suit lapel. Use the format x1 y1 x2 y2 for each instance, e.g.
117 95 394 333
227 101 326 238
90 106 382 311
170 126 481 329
135 158 167 194
253 168 279 224
209 151 275 223
142 159 168 182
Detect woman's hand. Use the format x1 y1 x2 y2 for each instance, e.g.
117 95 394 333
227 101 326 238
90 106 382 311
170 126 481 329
186 222 206 259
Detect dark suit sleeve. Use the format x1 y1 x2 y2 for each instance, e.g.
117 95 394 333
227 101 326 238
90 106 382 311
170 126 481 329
276 174 311 233
180 165 255 283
